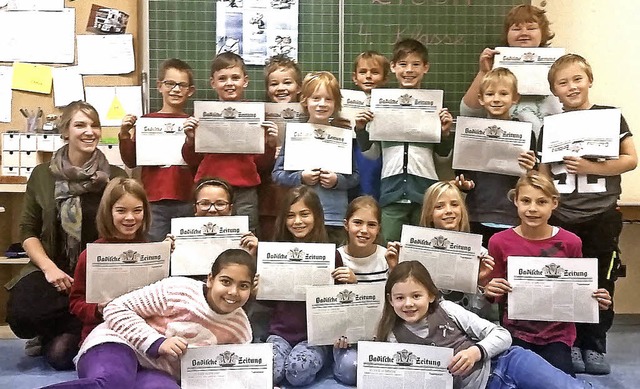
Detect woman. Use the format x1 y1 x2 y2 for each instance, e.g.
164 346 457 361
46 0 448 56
5 101 127 370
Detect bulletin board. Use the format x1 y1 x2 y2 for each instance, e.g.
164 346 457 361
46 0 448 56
146 0 524 115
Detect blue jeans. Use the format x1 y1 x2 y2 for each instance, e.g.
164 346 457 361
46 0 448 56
487 346 593 389
148 200 193 242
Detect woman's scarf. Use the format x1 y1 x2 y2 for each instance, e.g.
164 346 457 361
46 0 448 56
50 144 110 271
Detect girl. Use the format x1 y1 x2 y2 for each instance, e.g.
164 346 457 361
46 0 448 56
44 248 255 389
267 185 352 387
378 261 594 389
484 171 612 376
272 71 360 245
69 177 151 345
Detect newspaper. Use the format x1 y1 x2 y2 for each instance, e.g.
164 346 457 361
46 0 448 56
493 47 566 95
86 242 170 303
507 256 599 323
171 216 249 276
282 123 353 174
399 225 482 294
452 116 532 176
181 343 273 389
368 89 443 143
540 109 621 163
264 102 307 146
194 101 265 154
256 242 335 301
306 283 385 346
339 89 369 127
135 117 187 166
357 341 453 389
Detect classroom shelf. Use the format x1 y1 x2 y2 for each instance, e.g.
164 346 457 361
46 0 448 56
0 256 29 265
0 184 26 193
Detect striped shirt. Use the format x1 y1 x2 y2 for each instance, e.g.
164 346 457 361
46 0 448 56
338 245 388 283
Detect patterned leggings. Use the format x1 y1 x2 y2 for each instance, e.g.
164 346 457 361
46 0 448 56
267 335 330 386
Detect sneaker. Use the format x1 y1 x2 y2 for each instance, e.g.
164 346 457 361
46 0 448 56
24 336 43 357
582 349 611 375
572 347 586 373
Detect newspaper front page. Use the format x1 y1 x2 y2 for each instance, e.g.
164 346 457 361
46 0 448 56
507 256 599 323
357 341 453 389
86 242 170 303
181 343 273 389
306 283 385 346
194 101 265 154
493 47 566 95
256 242 335 301
339 89 369 127
135 117 187 166
171 216 249 276
452 116 532 176
264 102 308 146
368 89 443 143
282 123 353 174
399 225 482 294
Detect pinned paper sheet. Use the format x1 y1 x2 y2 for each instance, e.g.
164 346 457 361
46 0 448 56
52 66 84 107
0 66 14 123
85 86 142 127
12 62 53 94
77 34 135 75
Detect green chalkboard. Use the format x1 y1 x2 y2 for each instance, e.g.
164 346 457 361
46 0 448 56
147 0 526 115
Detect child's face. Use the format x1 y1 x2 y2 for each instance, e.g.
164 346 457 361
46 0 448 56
286 200 315 240
344 206 380 250
389 276 435 324
391 52 430 89
112 193 144 240
514 184 557 231
478 81 519 119
206 263 253 314
352 59 386 93
210 65 248 101
431 190 463 231
194 185 233 217
157 68 194 111
306 84 335 125
551 63 592 111
267 67 301 103
506 22 542 47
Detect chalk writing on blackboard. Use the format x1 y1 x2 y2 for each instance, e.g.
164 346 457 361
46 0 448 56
356 24 465 46
372 0 473 6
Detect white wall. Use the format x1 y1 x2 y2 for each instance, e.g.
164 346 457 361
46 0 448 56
533 0 640 204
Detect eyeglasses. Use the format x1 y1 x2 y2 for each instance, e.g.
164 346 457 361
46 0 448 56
195 200 231 212
161 80 191 91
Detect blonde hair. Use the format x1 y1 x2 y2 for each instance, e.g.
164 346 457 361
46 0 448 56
508 170 560 203
300 71 342 114
479 67 518 96
420 182 470 232
58 101 101 140
503 4 555 46
548 53 594 92
352 51 390 81
97 177 150 240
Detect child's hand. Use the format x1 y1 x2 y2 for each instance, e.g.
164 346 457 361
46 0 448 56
354 110 374 131
483 278 512 298
334 336 350 349
593 288 612 310
262 121 278 148
97 300 112 315
240 232 258 257
120 114 137 139
562 156 594 175
331 116 352 129
478 48 499 73
449 346 482 376
159 336 188 358
301 168 321 185
251 274 260 297
439 108 453 136
385 241 402 270
183 117 199 143
518 150 537 171
319 170 338 189
164 234 176 253
452 174 475 191
477 254 495 286
332 266 357 284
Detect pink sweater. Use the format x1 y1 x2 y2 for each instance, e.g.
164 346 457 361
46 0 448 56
76 276 252 378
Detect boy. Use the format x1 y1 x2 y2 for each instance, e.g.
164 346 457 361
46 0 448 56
355 38 453 243
540 54 637 374
351 51 389 201
181 52 278 233
118 58 196 241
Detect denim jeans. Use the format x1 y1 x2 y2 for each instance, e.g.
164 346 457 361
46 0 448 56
487 346 593 389
148 200 193 242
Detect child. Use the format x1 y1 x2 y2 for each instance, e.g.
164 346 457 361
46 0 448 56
258 54 303 240
540 53 637 374
484 171 612 376
119 58 196 241
351 51 389 201
181 51 278 233
355 38 453 243
69 177 151 346
266 185 353 387
272 71 360 245
45 249 255 388
378 261 594 389
460 4 562 138
454 68 537 247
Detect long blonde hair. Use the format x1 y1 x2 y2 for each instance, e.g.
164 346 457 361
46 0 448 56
419 182 470 232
